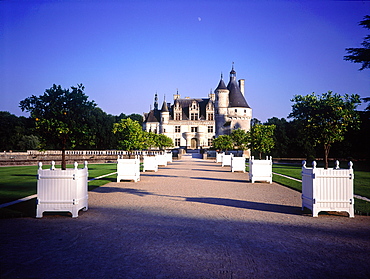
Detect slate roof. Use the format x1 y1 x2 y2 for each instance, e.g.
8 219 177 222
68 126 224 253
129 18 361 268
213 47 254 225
215 78 227 90
143 109 160 123
172 98 211 120
161 100 169 112
227 79 250 108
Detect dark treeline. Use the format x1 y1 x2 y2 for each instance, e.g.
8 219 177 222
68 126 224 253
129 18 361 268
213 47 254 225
1 109 369 161
263 110 370 161
0 109 143 151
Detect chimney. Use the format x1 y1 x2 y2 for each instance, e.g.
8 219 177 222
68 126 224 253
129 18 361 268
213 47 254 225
238 79 245 96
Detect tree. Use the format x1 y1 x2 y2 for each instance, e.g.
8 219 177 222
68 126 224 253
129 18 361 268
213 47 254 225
265 117 289 158
112 118 145 154
18 135 40 150
153 134 173 150
212 135 234 152
127 113 144 126
247 124 275 159
289 91 361 168
230 129 249 150
344 15 370 71
19 84 96 169
143 131 157 150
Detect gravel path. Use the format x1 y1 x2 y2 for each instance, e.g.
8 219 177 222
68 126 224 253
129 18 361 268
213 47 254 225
1 155 370 278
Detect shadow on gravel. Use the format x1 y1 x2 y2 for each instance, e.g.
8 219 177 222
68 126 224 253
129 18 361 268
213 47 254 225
2 207 369 279
190 176 246 183
186 197 302 215
94 187 155 197
191 169 229 173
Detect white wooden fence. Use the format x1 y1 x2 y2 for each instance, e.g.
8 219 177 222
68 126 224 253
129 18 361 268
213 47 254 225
301 160 354 217
36 161 88 218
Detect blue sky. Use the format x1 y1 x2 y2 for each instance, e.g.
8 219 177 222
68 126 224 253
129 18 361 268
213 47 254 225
1 0 369 122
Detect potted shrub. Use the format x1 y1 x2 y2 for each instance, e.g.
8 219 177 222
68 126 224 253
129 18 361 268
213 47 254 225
36 161 88 218
20 84 95 217
231 156 246 172
117 155 140 182
249 156 272 183
143 155 158 172
301 160 354 217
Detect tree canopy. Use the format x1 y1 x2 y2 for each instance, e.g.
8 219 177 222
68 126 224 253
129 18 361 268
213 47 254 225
212 134 234 152
248 124 275 159
113 118 145 152
344 15 370 71
19 84 96 169
289 91 361 168
230 129 249 151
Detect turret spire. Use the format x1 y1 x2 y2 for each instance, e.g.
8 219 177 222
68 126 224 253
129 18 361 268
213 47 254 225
230 62 236 81
154 92 158 110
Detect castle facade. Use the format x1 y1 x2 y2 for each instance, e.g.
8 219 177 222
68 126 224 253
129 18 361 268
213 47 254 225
142 66 252 149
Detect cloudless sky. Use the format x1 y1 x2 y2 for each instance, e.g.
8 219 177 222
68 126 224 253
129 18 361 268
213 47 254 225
1 0 369 122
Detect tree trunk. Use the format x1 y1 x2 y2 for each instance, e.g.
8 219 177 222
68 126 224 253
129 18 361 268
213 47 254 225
259 152 262 160
61 147 66 170
323 144 331 169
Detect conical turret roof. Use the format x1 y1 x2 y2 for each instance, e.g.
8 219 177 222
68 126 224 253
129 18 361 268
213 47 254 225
161 100 169 112
215 74 227 90
227 66 250 108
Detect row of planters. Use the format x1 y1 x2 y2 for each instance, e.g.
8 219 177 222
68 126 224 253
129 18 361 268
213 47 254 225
214 153 355 218
216 152 273 183
36 152 173 218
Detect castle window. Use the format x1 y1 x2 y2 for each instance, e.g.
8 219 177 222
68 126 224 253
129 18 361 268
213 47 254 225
191 127 198 132
175 126 180 133
235 109 237 113
208 138 213 146
208 126 213 133
207 113 214 121
175 113 181 120
190 113 198 121
175 138 180 146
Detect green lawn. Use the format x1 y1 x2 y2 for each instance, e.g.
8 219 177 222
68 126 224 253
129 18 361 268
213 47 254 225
272 163 370 199
271 163 370 216
0 163 118 218
1 162 369 218
0 163 117 205
246 162 370 215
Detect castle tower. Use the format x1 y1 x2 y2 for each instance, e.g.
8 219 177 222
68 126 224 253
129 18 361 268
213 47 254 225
160 97 170 135
214 73 229 136
226 65 252 133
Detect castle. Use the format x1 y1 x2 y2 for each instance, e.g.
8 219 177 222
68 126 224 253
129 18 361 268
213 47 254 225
142 65 252 149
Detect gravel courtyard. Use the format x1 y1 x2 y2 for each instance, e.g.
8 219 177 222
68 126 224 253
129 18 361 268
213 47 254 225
1 154 369 279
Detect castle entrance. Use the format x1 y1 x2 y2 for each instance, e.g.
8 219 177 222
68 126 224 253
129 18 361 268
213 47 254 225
190 138 198 149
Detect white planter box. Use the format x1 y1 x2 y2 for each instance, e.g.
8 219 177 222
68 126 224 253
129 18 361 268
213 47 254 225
231 156 245 172
143 156 158 172
156 154 167 166
221 154 233 167
216 152 224 163
249 156 272 183
302 161 354 218
117 157 140 182
36 161 88 218
166 152 173 163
